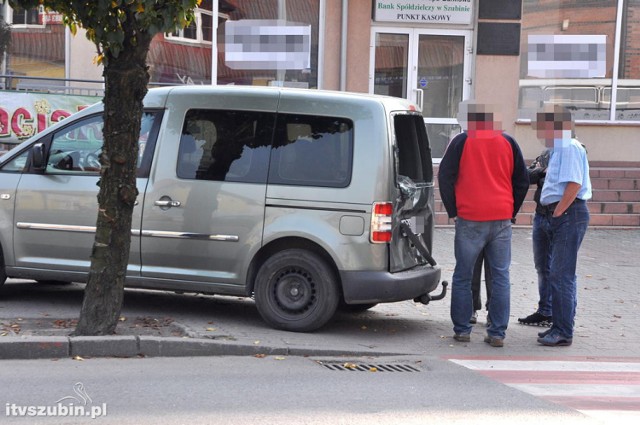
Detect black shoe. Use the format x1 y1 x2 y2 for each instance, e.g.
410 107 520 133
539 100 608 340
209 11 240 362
518 312 552 326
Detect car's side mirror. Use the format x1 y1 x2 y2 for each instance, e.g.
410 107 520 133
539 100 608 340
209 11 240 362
31 143 46 171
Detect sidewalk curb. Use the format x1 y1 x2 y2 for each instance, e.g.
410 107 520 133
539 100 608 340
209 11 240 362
0 337 69 359
0 335 410 360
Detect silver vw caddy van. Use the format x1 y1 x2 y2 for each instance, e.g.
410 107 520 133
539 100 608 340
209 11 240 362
0 86 444 331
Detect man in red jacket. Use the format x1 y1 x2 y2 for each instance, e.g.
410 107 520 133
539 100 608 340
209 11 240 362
438 102 529 347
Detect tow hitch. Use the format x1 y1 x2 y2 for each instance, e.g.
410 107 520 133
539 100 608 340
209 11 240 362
414 280 448 305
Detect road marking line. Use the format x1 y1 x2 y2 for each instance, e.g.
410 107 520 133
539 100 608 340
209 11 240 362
447 357 640 415
508 383 640 398
450 359 640 372
477 370 640 385
551 396 640 411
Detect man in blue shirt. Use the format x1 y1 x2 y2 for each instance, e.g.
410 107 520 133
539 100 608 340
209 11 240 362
532 106 592 347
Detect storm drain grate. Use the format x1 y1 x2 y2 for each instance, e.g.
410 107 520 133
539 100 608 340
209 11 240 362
316 361 421 372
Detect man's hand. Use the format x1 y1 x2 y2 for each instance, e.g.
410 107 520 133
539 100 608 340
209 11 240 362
552 182 582 217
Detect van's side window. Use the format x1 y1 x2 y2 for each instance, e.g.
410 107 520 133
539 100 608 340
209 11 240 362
177 109 274 183
44 111 159 175
269 114 353 188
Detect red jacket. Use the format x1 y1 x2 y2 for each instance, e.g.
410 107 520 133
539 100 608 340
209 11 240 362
438 130 529 221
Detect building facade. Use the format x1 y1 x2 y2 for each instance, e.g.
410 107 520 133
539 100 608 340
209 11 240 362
1 0 639 165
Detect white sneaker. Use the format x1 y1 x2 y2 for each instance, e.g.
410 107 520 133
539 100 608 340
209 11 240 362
470 311 478 324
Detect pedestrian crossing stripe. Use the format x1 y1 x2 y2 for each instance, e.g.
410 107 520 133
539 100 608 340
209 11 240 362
447 356 640 418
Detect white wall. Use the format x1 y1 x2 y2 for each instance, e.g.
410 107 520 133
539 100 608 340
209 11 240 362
68 28 103 84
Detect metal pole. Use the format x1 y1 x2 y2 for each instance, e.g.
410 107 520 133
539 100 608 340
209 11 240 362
211 0 218 85
277 0 287 85
340 0 348 92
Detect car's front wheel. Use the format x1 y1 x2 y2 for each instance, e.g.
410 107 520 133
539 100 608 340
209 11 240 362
254 249 339 332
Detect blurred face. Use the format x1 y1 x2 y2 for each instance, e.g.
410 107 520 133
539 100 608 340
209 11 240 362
460 104 502 132
468 113 494 130
534 111 573 147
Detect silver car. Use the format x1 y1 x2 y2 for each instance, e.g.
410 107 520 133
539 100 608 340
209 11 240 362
0 86 444 332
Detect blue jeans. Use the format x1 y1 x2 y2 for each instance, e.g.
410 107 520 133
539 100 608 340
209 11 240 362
472 250 492 312
532 213 552 316
451 218 512 339
538 200 589 338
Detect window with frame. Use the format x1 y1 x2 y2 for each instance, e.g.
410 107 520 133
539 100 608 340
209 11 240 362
10 5 41 27
176 109 274 183
44 112 159 175
166 3 213 44
518 0 640 122
268 114 353 188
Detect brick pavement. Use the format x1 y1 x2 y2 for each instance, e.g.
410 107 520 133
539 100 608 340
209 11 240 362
402 227 640 357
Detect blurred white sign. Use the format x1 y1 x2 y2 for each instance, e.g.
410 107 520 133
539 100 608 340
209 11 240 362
528 35 607 78
225 20 311 70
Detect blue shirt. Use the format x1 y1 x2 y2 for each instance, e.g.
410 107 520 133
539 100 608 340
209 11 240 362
540 138 592 205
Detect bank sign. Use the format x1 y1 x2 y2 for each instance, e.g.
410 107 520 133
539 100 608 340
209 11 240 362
374 0 473 25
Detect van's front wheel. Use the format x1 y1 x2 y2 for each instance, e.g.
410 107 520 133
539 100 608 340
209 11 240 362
254 249 339 332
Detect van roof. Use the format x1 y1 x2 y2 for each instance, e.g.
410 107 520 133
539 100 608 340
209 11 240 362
147 85 420 113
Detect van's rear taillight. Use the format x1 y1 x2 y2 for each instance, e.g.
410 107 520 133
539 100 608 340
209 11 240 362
371 202 393 243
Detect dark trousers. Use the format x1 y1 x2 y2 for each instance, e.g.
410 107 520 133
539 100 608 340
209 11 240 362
471 249 492 312
537 200 589 338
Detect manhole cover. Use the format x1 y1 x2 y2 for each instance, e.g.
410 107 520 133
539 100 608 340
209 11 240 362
316 360 421 372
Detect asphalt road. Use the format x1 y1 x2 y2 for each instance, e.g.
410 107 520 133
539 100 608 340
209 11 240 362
0 355 603 425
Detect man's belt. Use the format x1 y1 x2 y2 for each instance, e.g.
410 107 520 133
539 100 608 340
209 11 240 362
541 198 584 215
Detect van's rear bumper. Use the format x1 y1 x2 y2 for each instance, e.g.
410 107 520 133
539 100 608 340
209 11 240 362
340 265 442 304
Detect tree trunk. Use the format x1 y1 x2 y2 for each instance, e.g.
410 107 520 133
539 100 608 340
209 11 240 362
73 32 152 336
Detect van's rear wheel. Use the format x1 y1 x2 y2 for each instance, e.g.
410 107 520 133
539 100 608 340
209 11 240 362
254 249 339 332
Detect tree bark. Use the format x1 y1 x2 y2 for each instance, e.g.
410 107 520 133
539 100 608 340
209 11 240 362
73 30 152 336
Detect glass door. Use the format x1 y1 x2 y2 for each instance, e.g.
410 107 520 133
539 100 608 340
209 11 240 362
370 30 412 99
370 28 472 159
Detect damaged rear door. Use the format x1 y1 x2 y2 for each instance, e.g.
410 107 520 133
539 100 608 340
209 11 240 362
390 113 437 272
